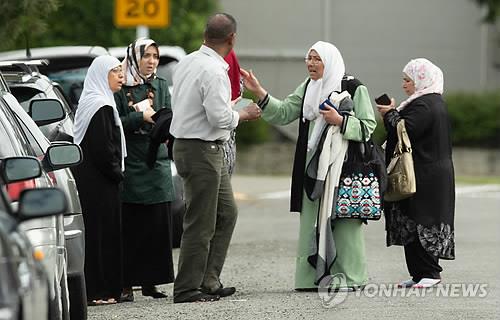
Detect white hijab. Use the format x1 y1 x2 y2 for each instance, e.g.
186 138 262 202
303 41 345 121
397 58 444 111
74 55 127 170
303 41 346 151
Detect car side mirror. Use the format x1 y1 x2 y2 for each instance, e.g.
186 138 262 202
41 142 83 172
0 156 42 183
17 188 67 221
29 98 66 126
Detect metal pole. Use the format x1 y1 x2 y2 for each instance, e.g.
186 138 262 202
323 0 331 41
136 25 150 39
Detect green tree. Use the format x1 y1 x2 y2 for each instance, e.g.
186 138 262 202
2 0 218 53
472 0 500 22
0 0 60 51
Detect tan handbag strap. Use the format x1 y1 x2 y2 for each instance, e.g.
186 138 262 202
395 119 412 155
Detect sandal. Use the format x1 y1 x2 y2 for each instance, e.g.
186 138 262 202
397 279 417 288
87 298 118 306
173 292 220 304
412 278 441 288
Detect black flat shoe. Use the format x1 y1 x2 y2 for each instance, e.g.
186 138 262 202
119 291 134 303
201 286 236 298
295 288 317 292
142 286 168 298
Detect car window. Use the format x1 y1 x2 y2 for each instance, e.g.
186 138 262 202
0 98 32 158
52 85 75 118
15 115 44 157
8 87 45 113
0 119 18 158
9 86 66 139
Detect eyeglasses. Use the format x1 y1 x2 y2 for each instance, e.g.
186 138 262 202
110 66 123 74
304 56 323 65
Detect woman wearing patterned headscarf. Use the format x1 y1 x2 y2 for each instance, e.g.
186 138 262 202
241 41 377 291
377 58 455 289
114 38 175 301
73 55 126 305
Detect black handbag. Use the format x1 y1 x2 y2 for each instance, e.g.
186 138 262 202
335 123 386 220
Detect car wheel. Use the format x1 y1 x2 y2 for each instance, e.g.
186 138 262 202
68 274 87 320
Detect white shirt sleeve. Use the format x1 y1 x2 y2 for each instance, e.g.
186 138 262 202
202 72 239 130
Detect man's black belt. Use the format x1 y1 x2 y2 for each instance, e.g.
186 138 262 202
176 138 225 145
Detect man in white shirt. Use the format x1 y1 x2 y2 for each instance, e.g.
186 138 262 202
170 12 261 303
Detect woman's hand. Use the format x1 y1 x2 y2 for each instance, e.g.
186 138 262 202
376 97 396 117
143 106 156 123
319 105 343 126
240 68 267 100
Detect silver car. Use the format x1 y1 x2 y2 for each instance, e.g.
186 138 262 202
0 156 69 320
0 75 82 320
0 61 87 320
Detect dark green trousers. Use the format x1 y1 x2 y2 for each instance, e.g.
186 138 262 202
173 139 238 300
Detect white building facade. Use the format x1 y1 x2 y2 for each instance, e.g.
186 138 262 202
220 0 500 102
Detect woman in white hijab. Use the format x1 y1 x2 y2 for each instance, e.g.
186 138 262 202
241 41 377 291
377 58 455 289
73 55 126 305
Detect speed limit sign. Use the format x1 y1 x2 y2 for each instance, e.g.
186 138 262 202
114 0 169 28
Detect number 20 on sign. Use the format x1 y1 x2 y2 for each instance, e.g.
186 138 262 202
114 0 169 28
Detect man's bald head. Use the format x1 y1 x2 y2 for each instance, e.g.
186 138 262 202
204 13 237 45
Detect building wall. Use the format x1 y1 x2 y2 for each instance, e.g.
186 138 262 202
220 0 500 102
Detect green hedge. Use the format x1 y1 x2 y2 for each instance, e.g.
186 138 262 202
445 91 500 148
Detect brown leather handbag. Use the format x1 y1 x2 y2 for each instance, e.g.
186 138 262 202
384 120 416 202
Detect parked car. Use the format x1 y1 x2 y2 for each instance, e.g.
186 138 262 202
0 61 88 320
0 60 74 142
0 74 83 320
0 46 110 107
0 156 68 320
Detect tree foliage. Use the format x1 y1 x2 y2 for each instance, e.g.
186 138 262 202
472 0 500 22
1 0 218 53
0 0 60 50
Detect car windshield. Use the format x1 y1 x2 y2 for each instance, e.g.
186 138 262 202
45 67 88 107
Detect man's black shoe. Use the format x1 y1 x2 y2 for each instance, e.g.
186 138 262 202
142 286 168 298
173 292 220 303
201 286 236 298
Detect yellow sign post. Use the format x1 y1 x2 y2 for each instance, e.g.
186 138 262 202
114 0 169 28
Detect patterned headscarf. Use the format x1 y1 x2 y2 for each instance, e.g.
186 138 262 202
397 58 444 111
122 37 159 86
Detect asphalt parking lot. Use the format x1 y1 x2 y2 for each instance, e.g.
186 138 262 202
89 175 500 320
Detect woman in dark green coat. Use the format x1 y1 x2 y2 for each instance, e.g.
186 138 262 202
114 38 175 301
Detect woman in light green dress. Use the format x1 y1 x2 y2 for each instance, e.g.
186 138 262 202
241 41 377 290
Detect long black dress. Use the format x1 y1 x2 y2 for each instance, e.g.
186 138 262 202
73 106 124 301
384 93 455 261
